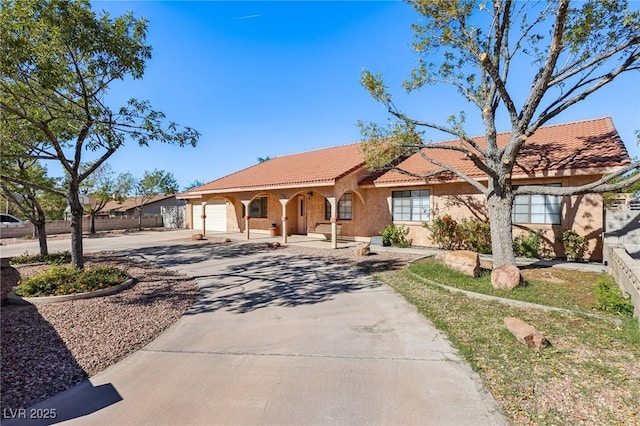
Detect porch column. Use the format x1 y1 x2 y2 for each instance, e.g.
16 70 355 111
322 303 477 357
279 199 288 244
201 201 207 236
327 196 337 249
241 200 251 240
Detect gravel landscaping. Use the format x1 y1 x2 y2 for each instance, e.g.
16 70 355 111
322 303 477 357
1 252 199 412
1 240 420 413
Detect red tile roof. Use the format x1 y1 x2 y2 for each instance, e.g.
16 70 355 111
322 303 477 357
102 194 176 211
181 117 630 195
186 143 366 194
366 117 630 186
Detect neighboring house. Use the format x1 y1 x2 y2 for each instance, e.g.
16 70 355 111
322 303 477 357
177 117 631 261
101 194 185 218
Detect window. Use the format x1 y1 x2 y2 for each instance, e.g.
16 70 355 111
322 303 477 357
325 193 353 220
249 197 268 218
512 185 561 224
392 190 430 221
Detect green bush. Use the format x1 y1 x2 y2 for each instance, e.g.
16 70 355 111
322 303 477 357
381 224 412 248
595 278 634 317
425 215 461 250
14 265 128 297
425 215 492 253
10 251 71 265
561 229 588 261
512 230 544 258
458 218 492 254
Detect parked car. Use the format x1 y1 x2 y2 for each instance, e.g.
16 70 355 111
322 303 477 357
0 214 26 228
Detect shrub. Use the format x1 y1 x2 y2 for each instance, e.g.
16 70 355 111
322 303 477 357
561 229 588 261
14 265 128 297
425 215 492 253
381 224 412 248
425 215 460 250
10 251 71 265
512 230 544 258
595 278 634 317
458 218 492 254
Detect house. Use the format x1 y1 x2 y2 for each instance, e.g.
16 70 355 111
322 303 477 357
177 117 631 260
101 194 185 218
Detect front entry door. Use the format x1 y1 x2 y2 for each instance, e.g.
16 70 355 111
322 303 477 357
297 196 306 234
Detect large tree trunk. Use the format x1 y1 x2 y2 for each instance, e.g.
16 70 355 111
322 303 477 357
68 188 84 269
487 188 516 268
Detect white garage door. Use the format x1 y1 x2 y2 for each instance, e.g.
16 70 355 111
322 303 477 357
192 202 226 232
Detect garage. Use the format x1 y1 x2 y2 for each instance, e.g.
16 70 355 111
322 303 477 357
192 202 227 232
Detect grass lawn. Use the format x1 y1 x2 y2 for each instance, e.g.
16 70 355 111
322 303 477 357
378 260 640 425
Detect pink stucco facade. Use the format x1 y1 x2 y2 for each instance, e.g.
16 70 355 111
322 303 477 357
182 167 607 261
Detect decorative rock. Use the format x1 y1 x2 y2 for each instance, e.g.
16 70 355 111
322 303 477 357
355 243 371 257
491 264 522 290
504 317 551 349
443 250 480 277
191 233 204 241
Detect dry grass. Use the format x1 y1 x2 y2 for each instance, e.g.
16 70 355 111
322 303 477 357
379 268 640 425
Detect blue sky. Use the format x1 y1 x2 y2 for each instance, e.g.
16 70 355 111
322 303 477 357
86 0 639 190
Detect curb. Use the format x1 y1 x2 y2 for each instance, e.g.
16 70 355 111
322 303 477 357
8 277 135 305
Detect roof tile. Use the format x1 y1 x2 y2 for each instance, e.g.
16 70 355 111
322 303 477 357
184 117 630 194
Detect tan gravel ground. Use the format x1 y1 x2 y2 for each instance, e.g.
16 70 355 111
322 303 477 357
0 240 420 413
1 252 199 411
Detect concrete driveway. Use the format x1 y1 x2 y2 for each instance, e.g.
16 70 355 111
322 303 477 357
5 232 506 425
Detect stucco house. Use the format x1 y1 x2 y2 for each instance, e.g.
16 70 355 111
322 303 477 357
101 194 185 218
177 117 631 260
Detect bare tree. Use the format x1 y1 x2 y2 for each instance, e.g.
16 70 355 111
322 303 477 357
361 0 640 267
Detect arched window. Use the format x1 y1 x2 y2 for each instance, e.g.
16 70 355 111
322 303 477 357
325 193 352 220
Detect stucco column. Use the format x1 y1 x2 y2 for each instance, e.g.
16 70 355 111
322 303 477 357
279 199 288 244
241 200 251 240
327 196 337 249
201 201 207 236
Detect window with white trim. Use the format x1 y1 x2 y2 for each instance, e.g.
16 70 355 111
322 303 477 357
512 184 561 224
392 190 430 221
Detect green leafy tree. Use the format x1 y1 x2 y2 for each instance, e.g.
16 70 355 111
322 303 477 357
0 158 59 255
133 169 179 230
0 121 65 254
81 163 134 234
361 0 640 268
0 0 199 268
184 180 205 191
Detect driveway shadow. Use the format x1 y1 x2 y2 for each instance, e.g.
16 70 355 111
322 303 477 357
119 242 385 315
1 302 121 425
187 253 381 314
121 240 278 267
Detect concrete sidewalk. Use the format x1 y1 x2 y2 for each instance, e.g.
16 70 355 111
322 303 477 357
6 232 507 425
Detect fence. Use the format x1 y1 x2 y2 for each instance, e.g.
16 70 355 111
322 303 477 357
603 210 640 262
608 245 640 321
0 216 164 239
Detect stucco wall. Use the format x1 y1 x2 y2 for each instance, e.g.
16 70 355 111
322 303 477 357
181 172 605 259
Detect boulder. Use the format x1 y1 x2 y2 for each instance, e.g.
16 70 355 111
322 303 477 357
491 264 522 290
191 233 204 241
355 243 371 257
504 317 551 349
443 250 480 277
